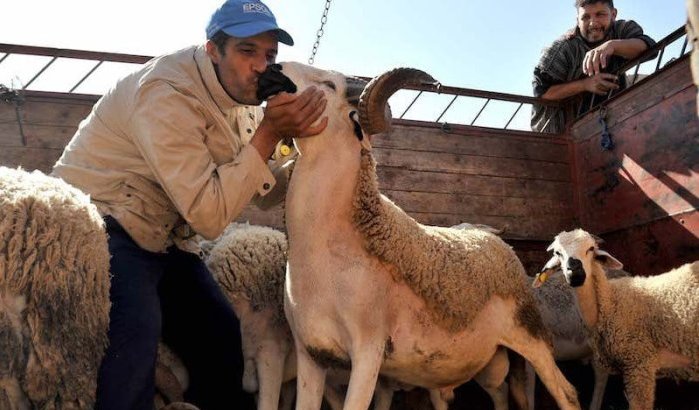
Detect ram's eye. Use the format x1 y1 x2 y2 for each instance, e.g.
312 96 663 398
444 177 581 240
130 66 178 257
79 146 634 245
554 251 562 257
322 81 337 91
587 246 595 253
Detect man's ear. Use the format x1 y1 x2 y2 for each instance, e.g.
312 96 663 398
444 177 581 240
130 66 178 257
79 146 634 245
611 7 618 21
205 40 221 64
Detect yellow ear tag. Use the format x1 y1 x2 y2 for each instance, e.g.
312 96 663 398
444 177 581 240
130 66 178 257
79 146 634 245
280 144 291 156
533 271 549 288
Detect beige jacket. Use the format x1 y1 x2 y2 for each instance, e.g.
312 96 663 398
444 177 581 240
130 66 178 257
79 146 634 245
53 45 289 253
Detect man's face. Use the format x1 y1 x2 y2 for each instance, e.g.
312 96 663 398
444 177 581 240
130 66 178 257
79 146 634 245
206 31 279 105
577 2 617 43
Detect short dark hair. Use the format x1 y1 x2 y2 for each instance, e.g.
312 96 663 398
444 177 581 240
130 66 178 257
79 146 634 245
209 30 232 55
575 0 614 8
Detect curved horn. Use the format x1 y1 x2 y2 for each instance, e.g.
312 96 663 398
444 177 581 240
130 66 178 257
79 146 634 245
358 68 438 135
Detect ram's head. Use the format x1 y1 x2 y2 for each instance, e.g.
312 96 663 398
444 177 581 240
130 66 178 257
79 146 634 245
258 62 437 152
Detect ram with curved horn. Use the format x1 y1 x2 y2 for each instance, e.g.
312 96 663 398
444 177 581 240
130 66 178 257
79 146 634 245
274 62 580 410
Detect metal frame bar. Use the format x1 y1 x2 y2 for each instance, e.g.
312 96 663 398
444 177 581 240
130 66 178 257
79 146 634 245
399 91 422 119
22 56 57 89
504 102 524 129
70 60 104 93
435 95 458 123
470 99 490 126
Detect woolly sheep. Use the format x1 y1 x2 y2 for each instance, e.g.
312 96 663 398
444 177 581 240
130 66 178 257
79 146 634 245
205 223 451 410
527 267 628 410
205 223 292 410
278 62 579 410
0 166 110 409
538 229 699 410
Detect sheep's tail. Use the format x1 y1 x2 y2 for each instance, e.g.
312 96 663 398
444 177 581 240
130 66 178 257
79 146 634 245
507 349 529 410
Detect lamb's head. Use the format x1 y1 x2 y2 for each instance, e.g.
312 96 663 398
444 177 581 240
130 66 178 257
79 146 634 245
536 229 623 288
264 62 438 154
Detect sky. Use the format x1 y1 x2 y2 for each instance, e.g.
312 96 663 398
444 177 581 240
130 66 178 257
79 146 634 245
0 0 691 129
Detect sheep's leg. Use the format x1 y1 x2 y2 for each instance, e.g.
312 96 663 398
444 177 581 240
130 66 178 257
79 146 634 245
428 389 449 410
322 383 345 410
623 366 656 410
506 351 529 410
523 362 536 410
294 342 326 410
372 378 394 410
279 381 296 410
342 347 384 410
502 328 580 410
256 342 289 410
474 347 509 410
588 363 608 410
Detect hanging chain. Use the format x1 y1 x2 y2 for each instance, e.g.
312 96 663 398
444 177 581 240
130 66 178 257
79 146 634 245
308 0 332 65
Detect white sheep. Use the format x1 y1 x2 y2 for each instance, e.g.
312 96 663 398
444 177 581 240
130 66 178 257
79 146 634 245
537 229 699 410
205 223 294 410
0 166 111 409
527 267 627 410
205 223 452 410
278 62 580 410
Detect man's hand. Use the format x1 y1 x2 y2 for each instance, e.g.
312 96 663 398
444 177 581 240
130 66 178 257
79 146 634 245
582 73 619 95
583 41 616 76
251 87 328 160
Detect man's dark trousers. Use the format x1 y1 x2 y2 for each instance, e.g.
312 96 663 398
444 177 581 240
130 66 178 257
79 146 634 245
95 217 255 410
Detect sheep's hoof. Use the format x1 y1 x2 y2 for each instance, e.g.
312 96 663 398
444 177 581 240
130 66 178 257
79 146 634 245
160 402 200 410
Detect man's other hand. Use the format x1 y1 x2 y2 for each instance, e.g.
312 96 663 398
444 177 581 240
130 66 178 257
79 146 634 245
582 73 619 95
251 86 328 160
261 86 328 139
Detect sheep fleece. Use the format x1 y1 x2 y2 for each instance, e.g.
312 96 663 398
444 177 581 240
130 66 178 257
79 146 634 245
0 167 110 408
352 152 542 335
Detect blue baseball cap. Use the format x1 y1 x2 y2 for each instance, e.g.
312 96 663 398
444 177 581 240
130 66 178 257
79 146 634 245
206 0 294 46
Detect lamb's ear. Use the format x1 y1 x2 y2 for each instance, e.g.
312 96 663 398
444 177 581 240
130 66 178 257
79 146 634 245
349 111 372 151
594 249 623 270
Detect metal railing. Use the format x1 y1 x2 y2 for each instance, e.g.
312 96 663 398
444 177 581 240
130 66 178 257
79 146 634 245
0 43 563 134
575 25 691 117
9 25 689 134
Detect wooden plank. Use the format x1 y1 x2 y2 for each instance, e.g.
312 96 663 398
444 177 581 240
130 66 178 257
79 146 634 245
376 167 573 200
572 58 694 140
0 99 92 126
599 211 699 277
574 85 699 231
375 125 570 163
0 147 63 173
383 189 571 218
372 148 571 181
0 123 76 149
575 89 698 173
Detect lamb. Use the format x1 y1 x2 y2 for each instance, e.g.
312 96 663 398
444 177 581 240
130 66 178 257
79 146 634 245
277 62 580 410
0 166 111 409
537 229 699 410
527 267 628 410
204 223 450 410
205 223 294 410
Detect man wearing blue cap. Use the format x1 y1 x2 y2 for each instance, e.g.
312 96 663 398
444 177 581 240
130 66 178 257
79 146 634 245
52 1 326 409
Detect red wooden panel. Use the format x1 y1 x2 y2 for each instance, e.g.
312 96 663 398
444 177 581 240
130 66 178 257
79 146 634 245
599 211 699 277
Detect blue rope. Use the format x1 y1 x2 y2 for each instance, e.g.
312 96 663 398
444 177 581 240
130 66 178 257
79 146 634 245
598 110 615 151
